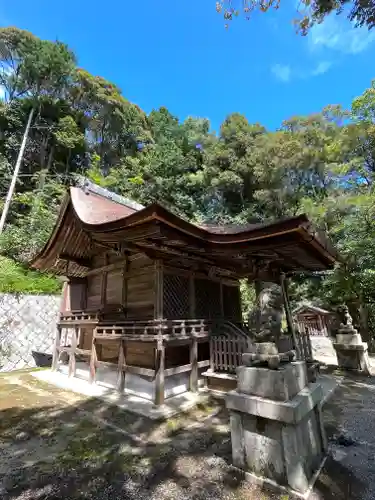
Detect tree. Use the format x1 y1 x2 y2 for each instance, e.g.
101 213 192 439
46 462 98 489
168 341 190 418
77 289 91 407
217 0 375 33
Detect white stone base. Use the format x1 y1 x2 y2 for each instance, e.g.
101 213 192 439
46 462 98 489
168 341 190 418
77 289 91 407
58 361 193 401
32 369 203 420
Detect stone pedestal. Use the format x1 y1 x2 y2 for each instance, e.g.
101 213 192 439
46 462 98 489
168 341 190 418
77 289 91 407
333 341 369 372
333 328 370 374
226 361 327 495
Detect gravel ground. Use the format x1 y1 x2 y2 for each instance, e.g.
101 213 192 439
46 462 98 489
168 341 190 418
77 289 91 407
311 372 375 500
1 369 375 500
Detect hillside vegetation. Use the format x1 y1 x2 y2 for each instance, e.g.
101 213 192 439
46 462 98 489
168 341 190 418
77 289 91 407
1 27 375 344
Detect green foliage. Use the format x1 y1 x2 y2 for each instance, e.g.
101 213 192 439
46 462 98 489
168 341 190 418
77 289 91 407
2 26 375 348
240 280 256 317
0 256 60 294
217 1 375 33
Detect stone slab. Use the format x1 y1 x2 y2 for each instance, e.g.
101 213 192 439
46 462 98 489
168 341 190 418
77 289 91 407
336 333 362 345
226 382 323 424
333 343 371 373
228 387 326 495
333 342 368 351
236 361 308 401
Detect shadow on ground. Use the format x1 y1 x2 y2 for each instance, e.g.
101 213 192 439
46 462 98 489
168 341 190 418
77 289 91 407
2 370 375 500
0 372 280 500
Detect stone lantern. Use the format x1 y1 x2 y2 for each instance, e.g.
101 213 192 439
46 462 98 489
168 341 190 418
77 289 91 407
226 282 327 496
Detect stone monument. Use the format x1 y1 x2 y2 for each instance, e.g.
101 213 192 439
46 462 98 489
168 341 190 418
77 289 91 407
227 282 327 495
332 305 370 374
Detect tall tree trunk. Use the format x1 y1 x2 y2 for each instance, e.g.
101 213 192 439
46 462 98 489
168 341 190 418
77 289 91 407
359 300 370 344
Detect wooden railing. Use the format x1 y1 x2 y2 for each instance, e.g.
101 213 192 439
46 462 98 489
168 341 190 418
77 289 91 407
210 336 252 374
294 328 313 362
59 310 99 325
58 312 252 341
95 321 159 340
295 319 328 337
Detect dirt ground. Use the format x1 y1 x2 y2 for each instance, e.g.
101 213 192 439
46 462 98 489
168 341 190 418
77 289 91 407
0 369 374 500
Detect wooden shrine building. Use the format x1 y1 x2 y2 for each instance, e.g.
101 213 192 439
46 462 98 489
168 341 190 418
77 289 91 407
294 304 334 337
32 179 338 405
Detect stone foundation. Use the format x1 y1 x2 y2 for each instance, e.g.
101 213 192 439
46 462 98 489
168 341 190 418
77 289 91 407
333 342 369 372
333 324 370 374
226 361 327 495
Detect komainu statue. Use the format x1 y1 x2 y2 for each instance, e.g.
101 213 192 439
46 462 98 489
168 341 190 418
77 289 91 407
245 282 295 369
337 304 355 330
248 283 284 343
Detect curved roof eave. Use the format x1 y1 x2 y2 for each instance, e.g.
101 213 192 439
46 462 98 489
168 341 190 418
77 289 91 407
30 192 71 269
76 200 310 245
31 186 338 271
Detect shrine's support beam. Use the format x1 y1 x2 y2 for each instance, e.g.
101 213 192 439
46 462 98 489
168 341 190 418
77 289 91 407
189 337 198 392
89 338 97 384
154 261 165 405
280 272 301 359
154 338 165 405
117 340 126 392
52 325 62 371
68 326 78 377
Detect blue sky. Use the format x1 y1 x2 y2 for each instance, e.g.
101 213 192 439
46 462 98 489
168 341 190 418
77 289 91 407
0 0 374 132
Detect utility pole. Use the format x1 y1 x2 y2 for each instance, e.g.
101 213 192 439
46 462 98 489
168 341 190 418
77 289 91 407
0 106 34 234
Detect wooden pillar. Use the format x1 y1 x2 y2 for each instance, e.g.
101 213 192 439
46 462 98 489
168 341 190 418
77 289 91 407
117 340 126 392
189 337 198 392
249 276 262 334
89 336 97 384
68 326 78 378
154 339 165 406
219 281 224 318
254 278 262 308
280 273 301 359
189 273 196 318
51 325 61 371
154 259 164 320
122 254 129 316
318 315 324 336
100 254 108 308
60 281 69 313
154 259 165 404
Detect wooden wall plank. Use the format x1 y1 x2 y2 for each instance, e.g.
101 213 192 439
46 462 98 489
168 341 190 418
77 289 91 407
86 274 102 309
106 268 123 305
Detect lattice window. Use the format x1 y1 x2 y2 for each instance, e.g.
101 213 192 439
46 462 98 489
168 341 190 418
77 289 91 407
195 278 221 319
207 281 221 318
223 284 242 321
195 278 209 318
163 274 190 319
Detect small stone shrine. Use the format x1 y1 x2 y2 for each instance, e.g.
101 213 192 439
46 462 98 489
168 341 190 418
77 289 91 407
332 305 370 374
226 283 327 495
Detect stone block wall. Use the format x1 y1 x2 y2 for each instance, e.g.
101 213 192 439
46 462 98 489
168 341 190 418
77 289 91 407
0 293 61 372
